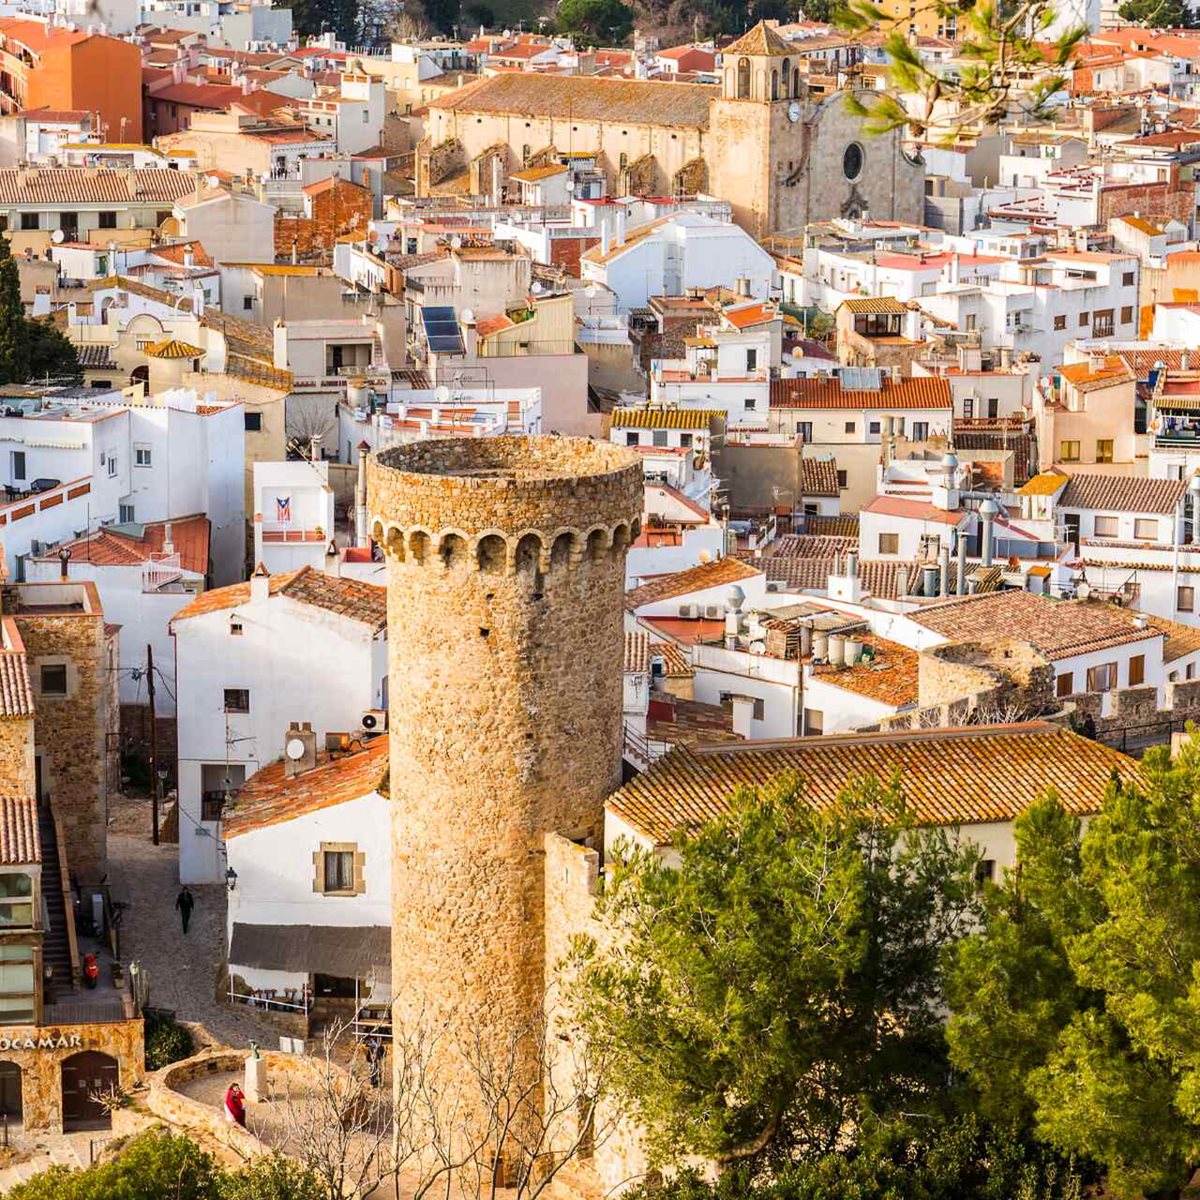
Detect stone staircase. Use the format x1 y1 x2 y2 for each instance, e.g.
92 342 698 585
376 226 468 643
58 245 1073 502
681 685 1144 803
36 807 74 993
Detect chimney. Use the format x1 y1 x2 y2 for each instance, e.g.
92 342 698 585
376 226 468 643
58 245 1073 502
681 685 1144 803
979 499 999 568
162 522 174 554
250 562 270 602
355 440 370 547
922 564 939 597
615 207 626 247
955 531 967 594
1184 350 1191 371
283 721 317 777
310 433 322 462
894 564 908 599
58 547 70 580
939 543 951 597
183 245 195 269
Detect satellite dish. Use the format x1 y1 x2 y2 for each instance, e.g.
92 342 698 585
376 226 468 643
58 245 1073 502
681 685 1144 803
207 174 220 188
531 280 543 295
585 284 600 299
461 308 475 324
50 229 66 244
285 737 307 760
450 235 463 249
435 384 451 403
565 178 575 191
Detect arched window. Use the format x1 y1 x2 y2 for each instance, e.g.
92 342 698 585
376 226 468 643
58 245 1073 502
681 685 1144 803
737 57 750 98
771 69 779 100
792 67 800 96
782 59 790 95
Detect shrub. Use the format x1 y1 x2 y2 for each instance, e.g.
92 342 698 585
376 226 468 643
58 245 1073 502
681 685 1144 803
144 1014 194 1071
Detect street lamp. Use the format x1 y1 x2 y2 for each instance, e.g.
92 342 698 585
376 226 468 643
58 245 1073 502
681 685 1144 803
226 867 238 892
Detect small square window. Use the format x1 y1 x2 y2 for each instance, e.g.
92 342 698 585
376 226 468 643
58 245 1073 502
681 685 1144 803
652 430 668 448
19 213 37 231
1129 654 1146 686
201 793 224 822
135 445 152 467
1134 518 1158 540
242 296 253 311
869 421 880 435
40 664 67 696
878 532 899 554
752 697 764 720
1056 671 1074 698
1094 515 1119 537
119 503 135 524
1179 585 1195 613
836 469 848 488
229 618 243 636
1121 305 1134 324
1096 439 1114 463
244 412 262 432
98 211 116 229
744 397 757 411
844 420 855 434
223 688 250 714
324 850 354 892
1079 311 1089 327
1060 440 1080 462
1054 315 1066 330
625 431 638 446
1123 271 1135 286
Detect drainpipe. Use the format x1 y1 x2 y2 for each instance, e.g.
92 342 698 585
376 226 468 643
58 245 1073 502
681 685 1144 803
956 527 967 594
355 440 371 548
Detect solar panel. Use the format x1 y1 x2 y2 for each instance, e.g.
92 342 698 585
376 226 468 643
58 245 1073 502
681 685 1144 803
421 306 465 355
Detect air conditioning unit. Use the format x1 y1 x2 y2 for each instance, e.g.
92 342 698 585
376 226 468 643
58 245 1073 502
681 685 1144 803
766 580 783 593
703 604 722 619
678 603 699 618
361 708 388 733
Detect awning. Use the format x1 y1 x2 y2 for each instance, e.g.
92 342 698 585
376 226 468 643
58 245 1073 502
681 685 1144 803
230 923 389 980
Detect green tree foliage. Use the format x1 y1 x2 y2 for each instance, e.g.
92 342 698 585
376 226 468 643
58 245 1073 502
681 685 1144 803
556 0 633 41
7 1130 221 1200
219 1154 323 1200
946 738 1200 1198
144 1014 195 1071
572 773 981 1169
836 0 1084 141
6 1132 321 1200
1117 0 1197 26
0 236 79 384
624 1115 1085 1200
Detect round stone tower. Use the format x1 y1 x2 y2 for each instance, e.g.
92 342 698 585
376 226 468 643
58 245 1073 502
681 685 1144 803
368 436 642 1066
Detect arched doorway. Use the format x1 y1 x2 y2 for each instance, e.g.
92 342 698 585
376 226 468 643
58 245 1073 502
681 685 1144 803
0 1062 21 1123
130 366 149 388
61 1052 118 1130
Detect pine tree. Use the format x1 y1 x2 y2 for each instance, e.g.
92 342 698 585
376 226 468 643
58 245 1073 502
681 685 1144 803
0 236 29 386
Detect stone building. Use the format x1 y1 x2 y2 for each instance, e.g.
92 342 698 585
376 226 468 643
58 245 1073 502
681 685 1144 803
0 583 141 1134
417 21 924 239
367 437 642 1115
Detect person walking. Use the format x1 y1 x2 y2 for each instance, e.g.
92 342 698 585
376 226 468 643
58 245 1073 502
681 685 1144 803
175 886 195 935
365 1035 385 1088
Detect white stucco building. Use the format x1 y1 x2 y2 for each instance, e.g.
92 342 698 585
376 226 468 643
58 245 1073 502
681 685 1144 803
170 565 388 883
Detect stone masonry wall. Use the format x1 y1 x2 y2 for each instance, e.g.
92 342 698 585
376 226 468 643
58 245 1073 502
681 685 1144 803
368 436 642 1099
1 1018 144 1132
0 716 35 797
15 611 108 879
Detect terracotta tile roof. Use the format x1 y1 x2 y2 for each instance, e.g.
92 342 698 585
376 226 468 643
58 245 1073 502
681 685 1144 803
653 641 693 677
0 168 197 207
770 376 952 410
151 241 214 267
775 534 859 557
0 648 34 719
723 20 794 55
1116 348 1194 376
1059 473 1188 515
1059 355 1132 391
608 722 1140 845
38 515 210 575
172 565 386 630
0 795 39 865
806 513 860 538
862 495 967 526
76 344 116 369
626 557 762 611
753 554 919 598
612 407 723 429
429 72 714 129
0 17 90 51
1145 614 1200 663
474 314 512 339
145 338 204 359
1017 470 1071 496
510 163 568 182
913 591 1162 661
810 633 919 706
802 457 840 497
723 302 776 329
625 631 651 673
646 695 741 747
839 296 909 314
223 737 388 837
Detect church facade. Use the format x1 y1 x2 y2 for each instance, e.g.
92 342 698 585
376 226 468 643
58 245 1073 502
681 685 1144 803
417 22 925 239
